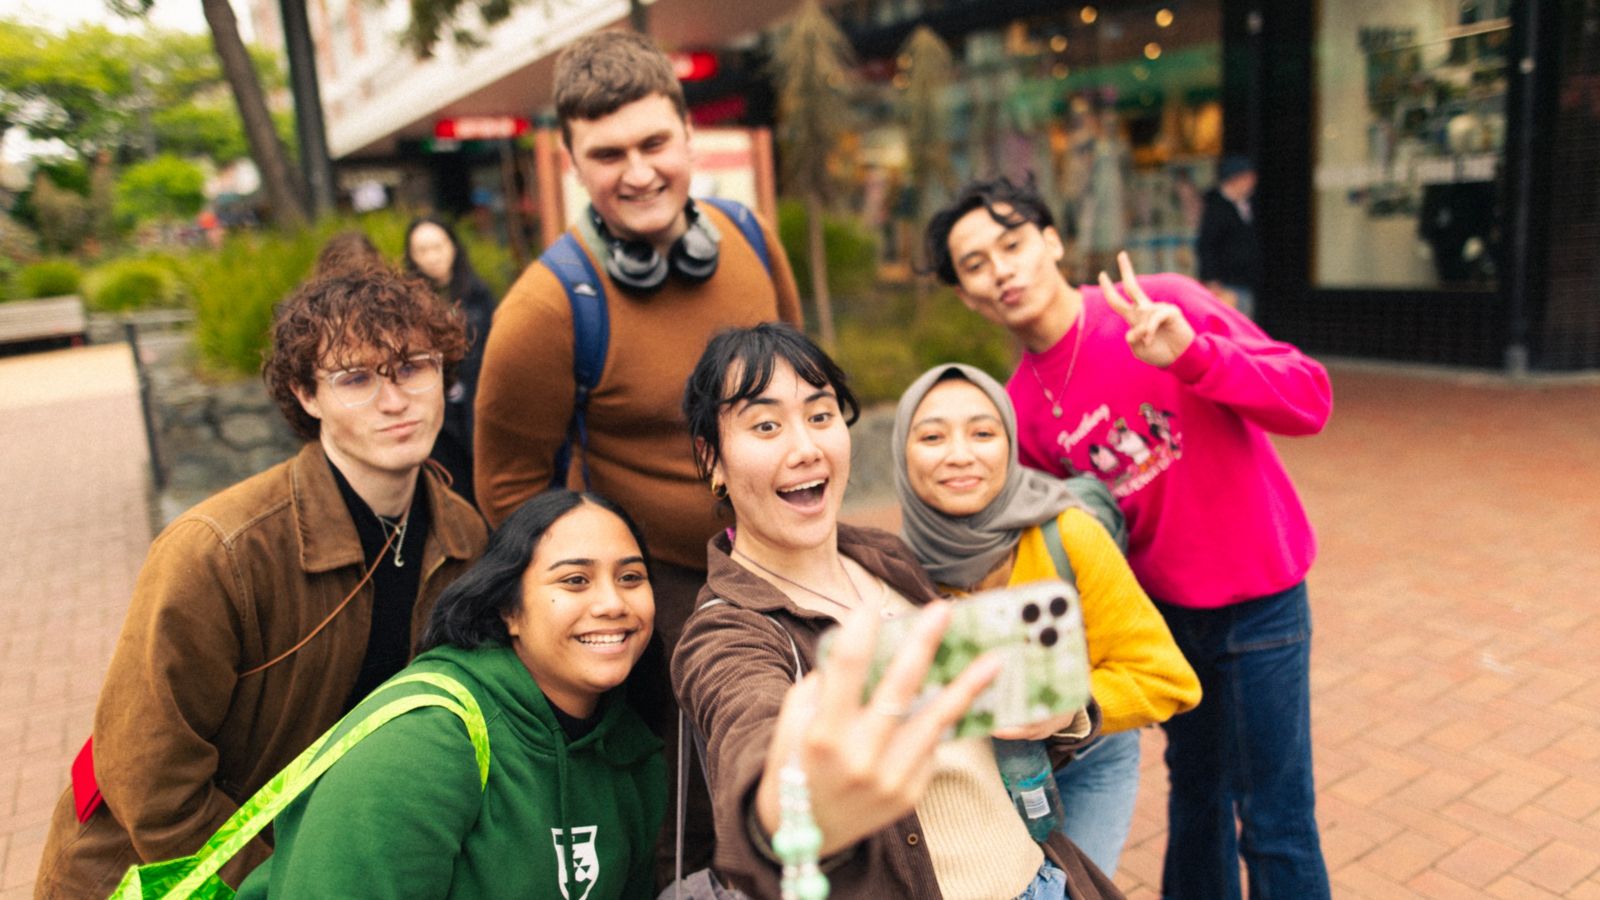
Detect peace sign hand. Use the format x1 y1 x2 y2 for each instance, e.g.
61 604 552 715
1099 251 1196 368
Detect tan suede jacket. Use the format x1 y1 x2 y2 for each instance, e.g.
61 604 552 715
671 524 1125 900
33 443 487 898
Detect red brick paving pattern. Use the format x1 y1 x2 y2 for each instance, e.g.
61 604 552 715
0 347 150 899
844 365 1600 899
2 354 1597 898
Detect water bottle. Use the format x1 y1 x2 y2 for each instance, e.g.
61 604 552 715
991 738 1064 841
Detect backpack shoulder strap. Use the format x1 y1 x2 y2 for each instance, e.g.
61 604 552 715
1038 514 1078 590
1064 473 1129 554
538 232 608 489
698 196 772 275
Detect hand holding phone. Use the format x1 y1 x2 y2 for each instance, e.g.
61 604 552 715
821 579 1091 739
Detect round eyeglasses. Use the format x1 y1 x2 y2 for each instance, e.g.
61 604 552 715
320 352 443 408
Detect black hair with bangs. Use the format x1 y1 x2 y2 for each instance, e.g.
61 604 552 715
682 322 860 483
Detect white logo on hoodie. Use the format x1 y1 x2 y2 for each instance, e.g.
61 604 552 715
552 826 599 900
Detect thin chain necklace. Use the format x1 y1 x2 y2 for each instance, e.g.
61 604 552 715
1026 306 1085 419
375 507 411 567
732 547 865 613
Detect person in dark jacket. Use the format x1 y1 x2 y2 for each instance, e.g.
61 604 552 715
1196 156 1263 319
238 490 668 899
406 215 496 503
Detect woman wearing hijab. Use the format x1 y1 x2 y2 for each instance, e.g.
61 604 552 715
405 216 497 502
894 362 1201 876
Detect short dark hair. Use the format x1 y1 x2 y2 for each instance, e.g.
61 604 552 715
553 31 687 147
263 269 467 441
922 175 1056 286
682 322 861 483
418 490 669 733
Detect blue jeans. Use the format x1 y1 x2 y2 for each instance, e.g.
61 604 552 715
1155 582 1330 900
1053 727 1142 876
1014 859 1068 900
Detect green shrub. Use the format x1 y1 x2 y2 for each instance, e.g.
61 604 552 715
17 258 83 299
82 257 188 312
185 226 325 375
183 210 525 376
910 287 1016 382
115 155 207 226
776 199 880 301
833 321 919 404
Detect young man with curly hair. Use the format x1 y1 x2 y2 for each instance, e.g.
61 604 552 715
34 269 488 898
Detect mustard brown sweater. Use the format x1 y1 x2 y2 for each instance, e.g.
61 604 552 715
473 206 802 573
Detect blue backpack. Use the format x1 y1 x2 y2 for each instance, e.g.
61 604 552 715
539 196 772 488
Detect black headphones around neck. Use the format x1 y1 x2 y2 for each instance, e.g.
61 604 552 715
589 199 722 294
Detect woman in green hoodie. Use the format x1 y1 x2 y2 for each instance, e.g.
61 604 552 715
238 489 669 899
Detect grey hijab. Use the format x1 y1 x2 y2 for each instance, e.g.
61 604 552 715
893 363 1083 588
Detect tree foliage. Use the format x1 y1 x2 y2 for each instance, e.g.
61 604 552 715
0 18 283 164
769 0 856 351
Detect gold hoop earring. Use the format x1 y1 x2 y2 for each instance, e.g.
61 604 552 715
710 477 728 500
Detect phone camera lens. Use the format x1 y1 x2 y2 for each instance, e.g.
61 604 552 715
1022 603 1041 623
1049 596 1068 617
1039 627 1058 647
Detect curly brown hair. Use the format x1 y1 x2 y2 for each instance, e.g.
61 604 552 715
263 269 468 441
554 30 686 147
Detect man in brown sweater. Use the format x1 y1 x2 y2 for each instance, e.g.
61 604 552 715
474 31 802 652
34 271 487 897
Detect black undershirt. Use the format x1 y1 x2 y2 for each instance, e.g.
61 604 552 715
328 457 431 712
547 699 601 743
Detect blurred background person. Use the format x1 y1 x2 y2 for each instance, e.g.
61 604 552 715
406 216 496 504
1196 156 1262 319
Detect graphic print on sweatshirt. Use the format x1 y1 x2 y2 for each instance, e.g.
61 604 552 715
1054 402 1182 498
552 826 600 900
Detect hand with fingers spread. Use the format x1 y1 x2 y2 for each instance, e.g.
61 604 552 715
753 601 1002 857
1099 250 1197 368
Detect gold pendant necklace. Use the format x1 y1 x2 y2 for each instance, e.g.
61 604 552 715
1026 308 1085 420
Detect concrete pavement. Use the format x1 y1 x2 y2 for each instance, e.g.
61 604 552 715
1 349 1597 898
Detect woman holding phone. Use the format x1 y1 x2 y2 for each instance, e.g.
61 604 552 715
894 363 1200 875
673 323 1123 899
238 490 668 899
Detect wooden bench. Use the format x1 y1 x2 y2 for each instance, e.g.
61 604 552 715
0 295 89 348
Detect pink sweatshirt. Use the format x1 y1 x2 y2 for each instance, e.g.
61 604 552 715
1008 274 1332 609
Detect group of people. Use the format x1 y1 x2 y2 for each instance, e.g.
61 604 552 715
34 29 1333 900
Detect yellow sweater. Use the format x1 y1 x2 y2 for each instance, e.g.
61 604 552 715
1011 508 1201 734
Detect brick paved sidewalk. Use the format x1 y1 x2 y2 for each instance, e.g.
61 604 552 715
0 346 150 899
2 353 1597 898
846 365 1600 899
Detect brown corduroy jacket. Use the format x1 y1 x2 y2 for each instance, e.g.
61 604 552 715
33 443 486 899
671 524 1125 900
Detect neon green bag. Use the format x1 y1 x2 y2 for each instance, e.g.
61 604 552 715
107 672 491 900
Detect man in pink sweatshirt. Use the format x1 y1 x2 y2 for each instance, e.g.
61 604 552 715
924 176 1333 900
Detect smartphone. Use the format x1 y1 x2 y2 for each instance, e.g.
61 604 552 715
822 579 1091 739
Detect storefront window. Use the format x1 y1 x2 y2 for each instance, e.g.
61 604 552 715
845 1 1222 283
1312 0 1510 289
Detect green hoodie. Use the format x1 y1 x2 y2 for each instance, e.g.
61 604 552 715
237 643 666 900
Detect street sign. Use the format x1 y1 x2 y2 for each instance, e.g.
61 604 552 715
434 116 531 140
